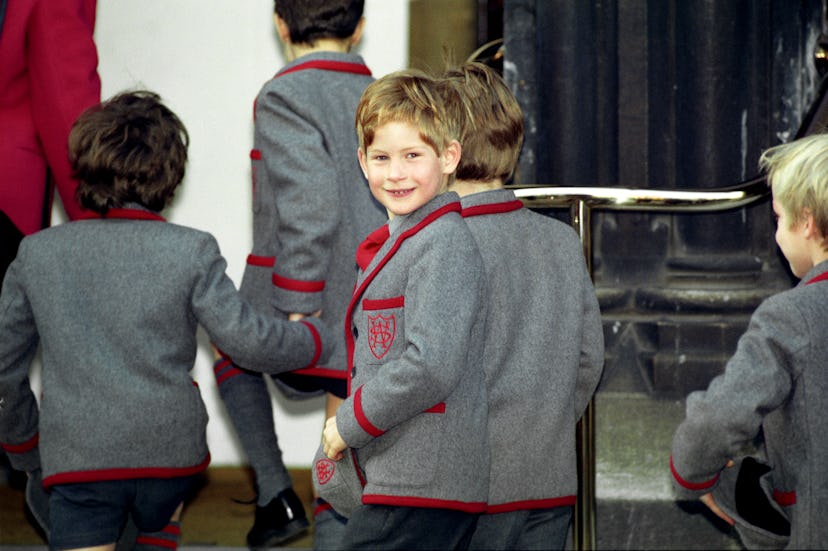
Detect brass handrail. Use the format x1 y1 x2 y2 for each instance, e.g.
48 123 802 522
506 175 770 551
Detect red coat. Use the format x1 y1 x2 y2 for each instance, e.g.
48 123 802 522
0 0 100 235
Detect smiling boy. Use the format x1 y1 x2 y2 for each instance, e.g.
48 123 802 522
320 69 489 550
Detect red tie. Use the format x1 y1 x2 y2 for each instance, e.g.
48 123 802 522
356 225 390 270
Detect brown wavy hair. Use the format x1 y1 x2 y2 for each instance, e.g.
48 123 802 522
69 90 189 215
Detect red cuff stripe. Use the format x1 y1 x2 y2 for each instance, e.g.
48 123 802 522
246 254 275 267
1 433 39 454
354 386 384 437
669 456 719 491
272 273 325 293
300 321 323 367
773 489 797 506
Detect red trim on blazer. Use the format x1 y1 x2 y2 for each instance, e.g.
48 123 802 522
345 202 463 396
253 59 372 122
272 272 325 293
289 366 348 379
42 454 211 489
363 296 404 310
353 386 384 437
247 254 275 267
1 433 39 454
77 208 165 222
424 403 446 414
300 321 324 368
487 495 577 514
669 455 719 491
461 200 524 218
773 489 797 506
250 149 262 160
361 493 487 513
806 272 828 285
276 60 373 79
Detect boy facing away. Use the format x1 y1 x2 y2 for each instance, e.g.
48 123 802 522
442 62 605 550
670 132 828 549
0 91 334 551
321 69 490 550
211 1 385 547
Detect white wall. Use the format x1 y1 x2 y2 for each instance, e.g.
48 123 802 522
50 0 408 467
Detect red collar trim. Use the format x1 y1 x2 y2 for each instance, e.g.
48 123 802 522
806 271 828 285
461 200 524 218
277 60 372 79
344 201 462 394
79 209 165 222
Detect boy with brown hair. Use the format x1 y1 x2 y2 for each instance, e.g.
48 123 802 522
0 90 334 551
320 68 490 549
671 132 828 549
211 0 385 547
441 62 605 550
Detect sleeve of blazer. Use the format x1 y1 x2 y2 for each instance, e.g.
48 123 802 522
254 83 341 314
0 251 42 473
669 294 801 499
190 234 335 372
27 0 100 221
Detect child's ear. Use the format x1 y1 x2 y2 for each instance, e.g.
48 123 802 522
802 208 820 240
441 140 462 174
357 148 369 178
274 14 291 44
350 17 366 48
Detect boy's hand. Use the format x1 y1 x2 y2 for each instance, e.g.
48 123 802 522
289 310 322 321
700 492 734 526
700 459 736 526
322 415 347 460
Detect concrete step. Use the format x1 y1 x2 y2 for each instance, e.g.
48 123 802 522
593 391 741 550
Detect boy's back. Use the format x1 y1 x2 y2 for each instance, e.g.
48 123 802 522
460 189 604 508
0 212 326 486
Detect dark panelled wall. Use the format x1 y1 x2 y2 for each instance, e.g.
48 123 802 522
504 0 824 394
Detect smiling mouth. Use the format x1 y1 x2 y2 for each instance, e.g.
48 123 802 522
387 188 414 197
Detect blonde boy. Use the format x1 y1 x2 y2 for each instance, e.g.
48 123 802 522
671 133 828 549
321 69 490 549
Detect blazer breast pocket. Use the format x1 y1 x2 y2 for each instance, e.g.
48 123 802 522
362 296 404 363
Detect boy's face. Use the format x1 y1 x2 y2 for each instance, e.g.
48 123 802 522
358 121 460 218
773 197 812 278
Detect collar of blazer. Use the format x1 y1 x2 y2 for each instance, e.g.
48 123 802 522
77 208 165 222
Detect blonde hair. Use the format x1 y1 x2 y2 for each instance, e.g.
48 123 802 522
759 133 828 243
355 68 460 183
442 62 524 183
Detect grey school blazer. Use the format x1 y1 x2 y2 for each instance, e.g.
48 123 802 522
461 189 604 512
0 208 332 486
336 192 491 512
671 260 828 549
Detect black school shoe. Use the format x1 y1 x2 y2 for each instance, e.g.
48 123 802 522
247 488 310 549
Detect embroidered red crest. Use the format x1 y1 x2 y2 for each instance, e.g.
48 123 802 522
315 458 335 485
367 313 396 359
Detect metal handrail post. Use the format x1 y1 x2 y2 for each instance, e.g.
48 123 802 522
570 199 597 551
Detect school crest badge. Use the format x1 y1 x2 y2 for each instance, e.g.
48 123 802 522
315 458 335 485
367 313 396 359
